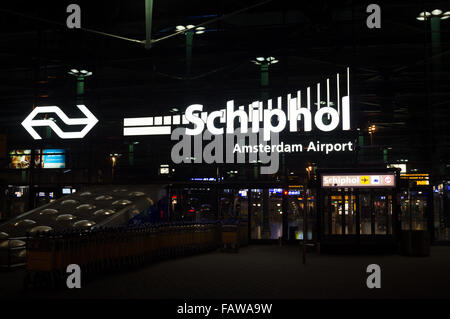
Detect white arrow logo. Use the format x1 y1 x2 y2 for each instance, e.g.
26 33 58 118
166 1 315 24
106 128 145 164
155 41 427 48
21 105 99 140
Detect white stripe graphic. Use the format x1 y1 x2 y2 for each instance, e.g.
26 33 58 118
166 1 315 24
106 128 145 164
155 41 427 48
124 126 171 136
124 117 153 126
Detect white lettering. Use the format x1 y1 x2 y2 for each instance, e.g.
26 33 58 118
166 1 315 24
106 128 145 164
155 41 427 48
206 110 223 135
263 108 286 141
289 104 312 132
185 104 205 135
226 100 248 134
314 107 340 131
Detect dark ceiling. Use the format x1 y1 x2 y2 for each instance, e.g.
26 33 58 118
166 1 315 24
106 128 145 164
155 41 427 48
0 0 449 176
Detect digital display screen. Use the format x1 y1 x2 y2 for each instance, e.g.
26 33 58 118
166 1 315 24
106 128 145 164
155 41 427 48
238 190 248 197
269 188 283 195
35 149 66 168
159 167 169 174
9 149 31 169
190 177 216 181
62 188 71 194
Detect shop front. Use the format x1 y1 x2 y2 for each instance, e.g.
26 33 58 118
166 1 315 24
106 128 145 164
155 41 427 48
169 170 405 252
168 181 316 243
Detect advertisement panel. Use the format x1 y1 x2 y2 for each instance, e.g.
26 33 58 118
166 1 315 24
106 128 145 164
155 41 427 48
9 149 31 169
35 149 66 168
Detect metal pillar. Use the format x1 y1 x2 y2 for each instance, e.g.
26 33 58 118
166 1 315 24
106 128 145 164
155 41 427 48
431 16 441 69
282 190 288 242
186 31 194 75
262 188 271 239
129 144 134 166
260 64 271 238
145 0 154 49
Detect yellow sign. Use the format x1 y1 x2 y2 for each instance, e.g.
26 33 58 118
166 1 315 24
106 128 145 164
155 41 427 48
400 173 429 180
401 174 429 177
360 176 370 184
416 180 429 186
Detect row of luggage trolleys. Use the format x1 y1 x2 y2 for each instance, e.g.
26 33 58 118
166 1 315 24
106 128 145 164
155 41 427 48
24 222 221 288
220 219 249 252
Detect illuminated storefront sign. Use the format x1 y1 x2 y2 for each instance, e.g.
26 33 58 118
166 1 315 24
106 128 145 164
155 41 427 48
400 173 429 180
387 164 407 173
400 173 430 186
322 174 396 188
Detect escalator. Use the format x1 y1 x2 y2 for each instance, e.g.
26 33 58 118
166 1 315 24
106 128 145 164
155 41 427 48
0 185 165 268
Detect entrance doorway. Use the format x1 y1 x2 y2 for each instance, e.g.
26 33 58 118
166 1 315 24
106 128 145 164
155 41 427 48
323 190 394 236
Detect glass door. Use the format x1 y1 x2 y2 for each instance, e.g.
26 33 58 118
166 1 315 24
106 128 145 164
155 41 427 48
219 188 234 218
286 187 315 240
324 190 357 235
372 194 392 234
268 189 283 239
250 189 263 239
236 189 249 219
400 191 428 230
359 191 393 235
250 188 282 240
344 194 356 234
331 195 343 234
323 189 394 237
287 194 302 239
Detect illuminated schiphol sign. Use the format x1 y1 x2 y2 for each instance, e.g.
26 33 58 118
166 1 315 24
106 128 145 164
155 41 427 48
322 174 396 188
20 68 355 175
124 68 351 140
122 68 354 173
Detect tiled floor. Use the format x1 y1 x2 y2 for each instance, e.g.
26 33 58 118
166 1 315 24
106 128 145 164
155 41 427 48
1 245 450 299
